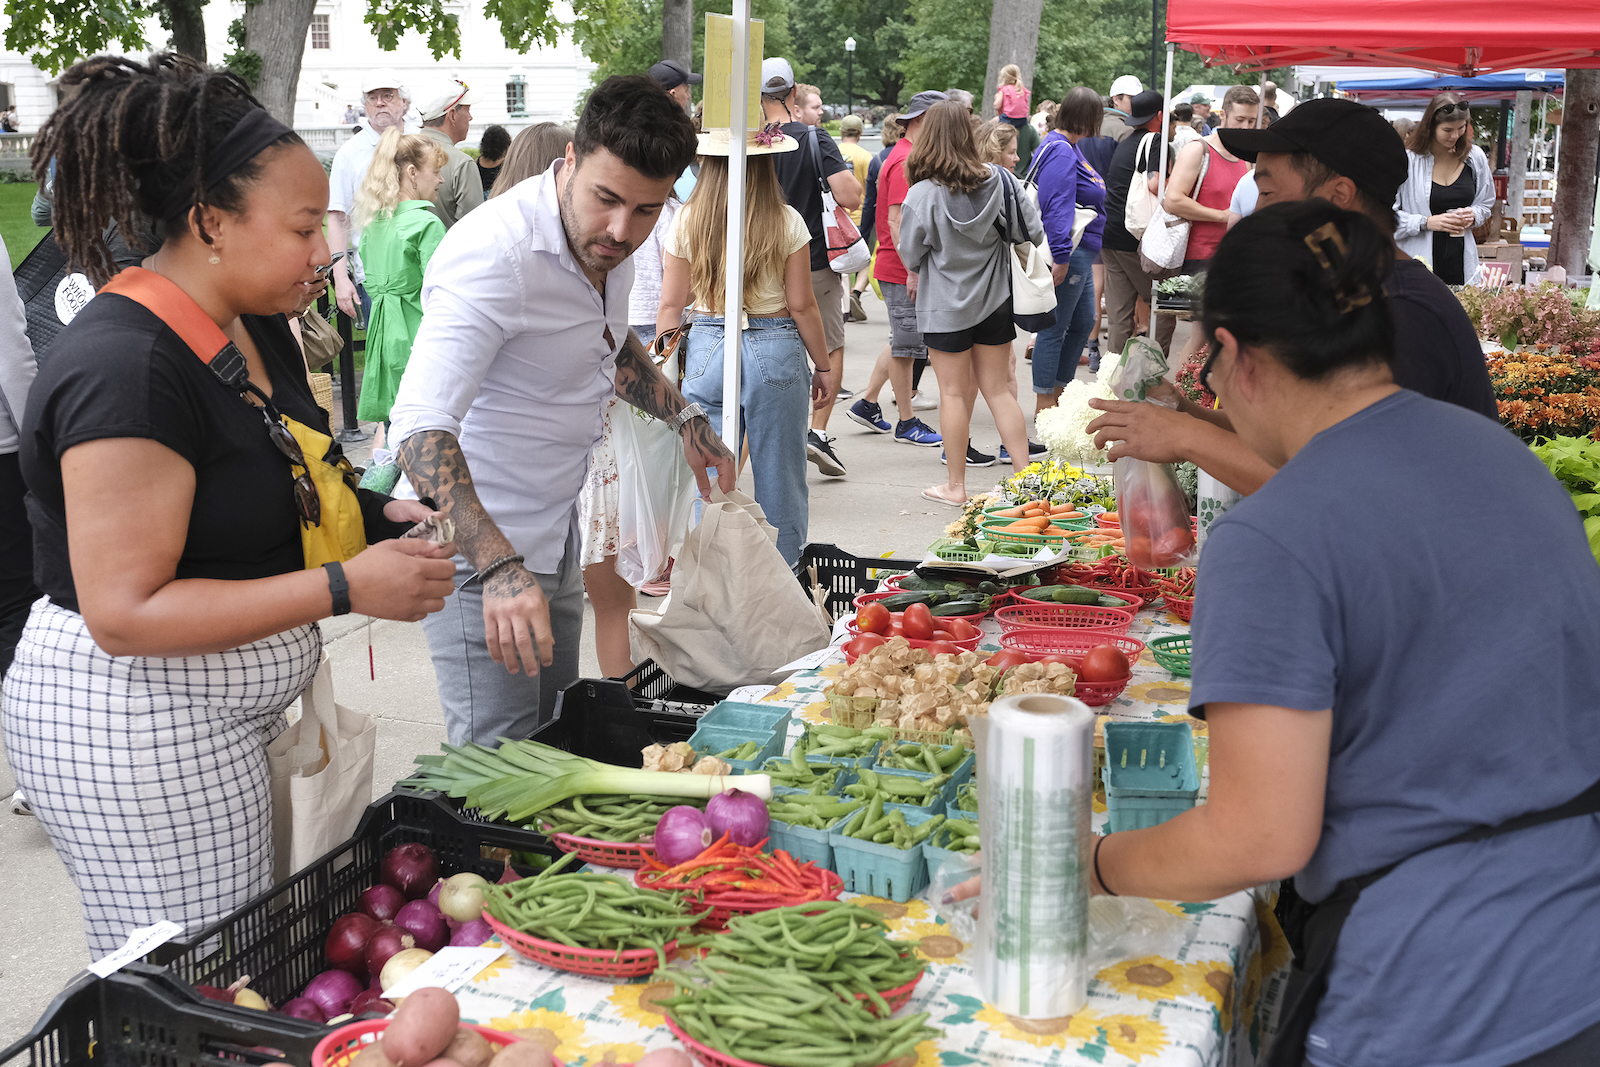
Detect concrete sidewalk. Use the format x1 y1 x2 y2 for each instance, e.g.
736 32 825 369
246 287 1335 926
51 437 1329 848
0 284 1186 1054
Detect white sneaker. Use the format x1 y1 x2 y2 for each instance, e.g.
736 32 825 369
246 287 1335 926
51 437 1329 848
910 391 939 411
10 789 33 816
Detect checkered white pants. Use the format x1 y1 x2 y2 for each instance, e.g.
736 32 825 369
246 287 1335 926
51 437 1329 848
1 598 321 956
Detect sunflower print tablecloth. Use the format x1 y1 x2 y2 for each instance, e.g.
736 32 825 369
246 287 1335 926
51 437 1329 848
450 601 1288 1065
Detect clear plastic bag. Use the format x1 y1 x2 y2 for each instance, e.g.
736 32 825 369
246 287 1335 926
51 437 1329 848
612 403 699 588
1107 337 1198 569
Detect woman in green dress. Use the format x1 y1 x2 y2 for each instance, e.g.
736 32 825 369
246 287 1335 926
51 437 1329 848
353 128 449 429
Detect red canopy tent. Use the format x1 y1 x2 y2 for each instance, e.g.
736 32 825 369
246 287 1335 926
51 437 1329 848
1164 0 1600 77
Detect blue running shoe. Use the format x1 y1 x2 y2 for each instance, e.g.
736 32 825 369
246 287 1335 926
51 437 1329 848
893 417 942 447
847 398 891 433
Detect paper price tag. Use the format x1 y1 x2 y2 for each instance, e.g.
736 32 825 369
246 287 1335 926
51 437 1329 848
381 947 508 999
89 921 184 978
727 684 776 703
777 646 838 673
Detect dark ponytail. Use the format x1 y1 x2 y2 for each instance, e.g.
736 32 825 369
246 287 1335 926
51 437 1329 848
1200 200 1395 381
30 53 304 285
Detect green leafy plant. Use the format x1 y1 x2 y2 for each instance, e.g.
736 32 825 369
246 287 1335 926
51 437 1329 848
1529 435 1600 566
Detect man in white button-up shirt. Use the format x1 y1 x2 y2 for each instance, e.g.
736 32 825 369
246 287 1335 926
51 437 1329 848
391 77 736 746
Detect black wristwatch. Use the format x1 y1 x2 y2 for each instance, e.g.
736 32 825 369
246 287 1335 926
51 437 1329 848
323 561 351 616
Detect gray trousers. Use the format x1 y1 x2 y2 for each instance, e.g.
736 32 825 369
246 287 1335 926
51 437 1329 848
422 522 584 747
1102 247 1176 360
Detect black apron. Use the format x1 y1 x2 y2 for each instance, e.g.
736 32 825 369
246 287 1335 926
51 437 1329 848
1267 775 1600 1067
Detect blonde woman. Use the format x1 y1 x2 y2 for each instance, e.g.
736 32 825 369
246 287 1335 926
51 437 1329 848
657 125 832 566
353 127 448 428
975 118 1019 171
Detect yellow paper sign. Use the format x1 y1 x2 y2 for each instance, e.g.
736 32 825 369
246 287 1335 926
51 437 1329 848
703 12 765 131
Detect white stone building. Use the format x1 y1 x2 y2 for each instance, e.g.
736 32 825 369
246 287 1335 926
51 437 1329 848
0 0 598 143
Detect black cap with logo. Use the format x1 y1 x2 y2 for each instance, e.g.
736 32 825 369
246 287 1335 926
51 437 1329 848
648 59 702 91
1216 97 1408 206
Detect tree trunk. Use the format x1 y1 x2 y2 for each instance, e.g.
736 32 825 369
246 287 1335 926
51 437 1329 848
982 0 1043 120
1507 89 1531 227
243 0 318 125
1550 69 1599 276
662 0 693 70
165 0 207 63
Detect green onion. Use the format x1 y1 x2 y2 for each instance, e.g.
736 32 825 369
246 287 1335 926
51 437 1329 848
408 738 771 822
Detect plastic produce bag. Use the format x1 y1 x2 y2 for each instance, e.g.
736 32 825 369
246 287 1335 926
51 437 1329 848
612 401 699 588
1106 338 1197 570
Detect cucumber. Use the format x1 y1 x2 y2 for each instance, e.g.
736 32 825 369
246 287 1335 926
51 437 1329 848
931 599 987 616
1052 586 1102 605
878 591 935 611
896 574 941 592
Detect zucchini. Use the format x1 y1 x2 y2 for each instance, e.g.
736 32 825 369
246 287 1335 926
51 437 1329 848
931 598 989 616
878 591 934 611
896 574 941 592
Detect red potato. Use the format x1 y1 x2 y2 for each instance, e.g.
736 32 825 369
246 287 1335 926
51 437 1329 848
381 988 459 1067
442 1029 495 1067
636 1050 694 1067
489 1042 554 1067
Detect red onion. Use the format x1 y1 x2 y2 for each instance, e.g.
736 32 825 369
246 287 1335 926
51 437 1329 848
326 913 380 976
365 925 416 978
706 789 770 847
348 988 395 1017
193 984 233 1004
426 879 444 909
394 899 449 952
280 997 327 1023
450 918 493 948
359 884 407 923
303 969 364 1018
654 806 715 867
498 858 519 884
380 843 440 900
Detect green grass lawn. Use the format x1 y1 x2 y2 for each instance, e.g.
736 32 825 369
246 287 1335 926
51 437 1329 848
0 183 46 269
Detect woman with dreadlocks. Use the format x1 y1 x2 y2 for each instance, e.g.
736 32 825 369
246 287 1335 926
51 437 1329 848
4 54 457 955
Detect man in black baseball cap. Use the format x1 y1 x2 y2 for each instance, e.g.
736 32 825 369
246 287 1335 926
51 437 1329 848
1083 96 1496 503
648 59 702 109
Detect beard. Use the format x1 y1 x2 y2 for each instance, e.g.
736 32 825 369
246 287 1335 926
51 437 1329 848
559 174 635 276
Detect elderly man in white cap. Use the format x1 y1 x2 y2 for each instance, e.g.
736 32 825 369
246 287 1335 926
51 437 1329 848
418 78 484 228
1101 74 1143 141
328 67 412 320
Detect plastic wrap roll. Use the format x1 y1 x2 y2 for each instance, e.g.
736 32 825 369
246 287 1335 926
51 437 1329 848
974 693 1094 1018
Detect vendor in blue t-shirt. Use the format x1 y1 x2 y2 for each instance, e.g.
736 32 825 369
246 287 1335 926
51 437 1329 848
953 201 1600 1067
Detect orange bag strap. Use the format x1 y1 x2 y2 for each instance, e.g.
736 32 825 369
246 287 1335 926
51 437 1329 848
100 266 252 391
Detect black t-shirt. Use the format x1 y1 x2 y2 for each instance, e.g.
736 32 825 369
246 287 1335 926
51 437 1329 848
1101 130 1157 253
477 158 500 195
773 123 851 271
1386 259 1498 419
22 295 402 612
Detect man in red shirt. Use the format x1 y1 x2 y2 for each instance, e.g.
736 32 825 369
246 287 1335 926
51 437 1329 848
845 91 947 447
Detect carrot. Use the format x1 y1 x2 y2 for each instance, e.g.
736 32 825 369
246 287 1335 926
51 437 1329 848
1023 509 1046 518
1048 505 1080 515
996 506 1025 518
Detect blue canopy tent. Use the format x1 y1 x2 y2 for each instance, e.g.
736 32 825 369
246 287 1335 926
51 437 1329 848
1335 68 1564 106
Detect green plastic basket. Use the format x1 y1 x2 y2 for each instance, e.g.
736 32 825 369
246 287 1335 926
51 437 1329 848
980 522 1069 548
1148 633 1192 677
926 538 985 562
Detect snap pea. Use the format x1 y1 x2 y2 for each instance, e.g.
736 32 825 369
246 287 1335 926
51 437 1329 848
714 740 762 760
873 741 968 773
762 754 842 794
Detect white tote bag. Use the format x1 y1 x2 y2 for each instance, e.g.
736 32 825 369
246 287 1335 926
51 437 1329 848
629 488 831 691
268 651 376 881
1138 145 1209 275
1124 133 1157 238
994 169 1057 331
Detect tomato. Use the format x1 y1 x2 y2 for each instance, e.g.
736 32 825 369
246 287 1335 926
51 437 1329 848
1149 526 1195 567
1039 654 1081 669
1124 535 1154 569
856 602 892 634
844 634 887 661
924 640 965 656
902 602 936 641
942 618 978 641
986 649 1032 669
888 620 904 636
1078 644 1131 682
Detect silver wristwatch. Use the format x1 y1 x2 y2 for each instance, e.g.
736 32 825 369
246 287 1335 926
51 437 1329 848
666 402 708 434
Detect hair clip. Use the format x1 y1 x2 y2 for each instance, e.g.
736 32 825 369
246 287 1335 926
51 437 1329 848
1302 221 1375 315
755 122 787 147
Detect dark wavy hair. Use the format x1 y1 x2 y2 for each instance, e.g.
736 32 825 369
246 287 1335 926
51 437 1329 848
30 53 303 285
574 75 698 181
1202 200 1395 380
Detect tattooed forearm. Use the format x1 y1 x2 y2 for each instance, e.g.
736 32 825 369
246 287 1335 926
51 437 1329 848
685 411 736 467
613 330 686 421
396 430 530 593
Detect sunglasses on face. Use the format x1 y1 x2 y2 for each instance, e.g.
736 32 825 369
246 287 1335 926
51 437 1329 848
258 407 322 526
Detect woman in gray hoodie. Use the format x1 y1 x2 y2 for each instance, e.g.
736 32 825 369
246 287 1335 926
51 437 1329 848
899 101 1045 507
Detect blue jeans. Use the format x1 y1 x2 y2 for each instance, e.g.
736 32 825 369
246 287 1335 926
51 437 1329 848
1031 246 1097 394
681 316 810 567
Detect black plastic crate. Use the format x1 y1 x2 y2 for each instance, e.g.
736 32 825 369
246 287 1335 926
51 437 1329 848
797 542 920 620
0 963 325 1067
139 792 560 1018
616 660 726 710
540 674 707 763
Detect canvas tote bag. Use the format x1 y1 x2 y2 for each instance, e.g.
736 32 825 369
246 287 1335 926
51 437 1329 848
268 651 377 881
629 488 831 691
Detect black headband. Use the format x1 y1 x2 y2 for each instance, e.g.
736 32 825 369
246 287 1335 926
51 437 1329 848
160 107 294 219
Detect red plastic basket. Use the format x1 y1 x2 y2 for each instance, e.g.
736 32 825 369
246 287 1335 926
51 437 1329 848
543 828 655 868
991 602 1134 635
315 1020 568 1067
687 869 848 931
665 1015 904 1067
998 630 1146 706
843 620 982 653
857 969 923 1015
852 589 988 625
1004 590 1145 617
1095 512 1120 528
1164 592 1195 622
480 910 678 978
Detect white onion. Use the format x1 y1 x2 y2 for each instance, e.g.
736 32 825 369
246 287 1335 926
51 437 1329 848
436 873 489 922
379 947 433 994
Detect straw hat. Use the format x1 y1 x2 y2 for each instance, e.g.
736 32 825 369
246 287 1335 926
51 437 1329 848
696 123 800 156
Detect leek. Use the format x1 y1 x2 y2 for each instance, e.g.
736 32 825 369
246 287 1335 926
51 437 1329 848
408 738 771 822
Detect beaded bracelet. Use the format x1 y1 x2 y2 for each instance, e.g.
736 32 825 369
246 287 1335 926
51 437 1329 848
478 553 525 584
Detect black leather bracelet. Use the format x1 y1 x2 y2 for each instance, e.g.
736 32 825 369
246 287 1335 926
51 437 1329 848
1093 833 1117 896
323 561 351 616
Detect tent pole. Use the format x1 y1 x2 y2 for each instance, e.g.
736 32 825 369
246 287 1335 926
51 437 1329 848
1257 71 1266 128
1151 42 1174 340
721 0 750 449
